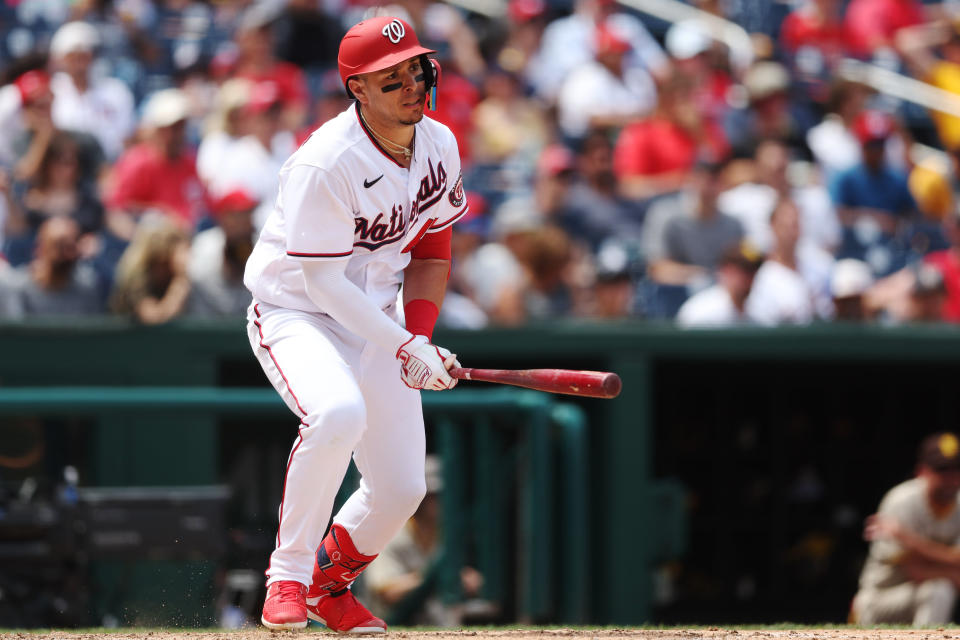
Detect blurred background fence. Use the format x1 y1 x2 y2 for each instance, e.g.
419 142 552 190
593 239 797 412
2 319 960 626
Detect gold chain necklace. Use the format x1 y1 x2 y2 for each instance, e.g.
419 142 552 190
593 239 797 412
359 108 413 160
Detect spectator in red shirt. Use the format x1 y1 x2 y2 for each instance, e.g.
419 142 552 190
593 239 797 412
106 88 205 241
843 0 927 58
613 72 729 202
781 0 848 57
229 4 310 132
779 0 850 102
925 210 960 322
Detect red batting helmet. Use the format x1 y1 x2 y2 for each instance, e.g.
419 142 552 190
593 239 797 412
338 17 436 97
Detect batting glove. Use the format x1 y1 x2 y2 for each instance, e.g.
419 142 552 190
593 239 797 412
396 335 458 390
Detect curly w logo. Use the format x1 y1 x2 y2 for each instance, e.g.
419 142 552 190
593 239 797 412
382 19 405 44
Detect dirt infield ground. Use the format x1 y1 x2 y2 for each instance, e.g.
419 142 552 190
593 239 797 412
6 629 960 640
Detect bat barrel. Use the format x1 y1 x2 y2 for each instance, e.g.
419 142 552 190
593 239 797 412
450 367 621 399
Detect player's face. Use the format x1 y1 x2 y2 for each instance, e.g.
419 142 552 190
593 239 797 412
358 57 426 127
921 466 960 507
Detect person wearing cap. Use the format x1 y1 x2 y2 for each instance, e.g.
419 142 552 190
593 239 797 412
48 21 135 161
664 20 737 125
676 241 763 327
187 189 256 317
831 258 875 321
530 0 668 102
105 88 205 239
831 109 917 270
206 81 296 230
244 17 467 632
0 69 54 178
852 432 960 625
555 22 656 141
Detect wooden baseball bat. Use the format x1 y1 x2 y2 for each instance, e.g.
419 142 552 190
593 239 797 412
449 367 622 399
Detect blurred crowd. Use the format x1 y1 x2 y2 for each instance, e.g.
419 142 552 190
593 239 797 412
5 0 960 326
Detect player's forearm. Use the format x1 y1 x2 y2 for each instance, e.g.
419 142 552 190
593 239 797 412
301 260 411 353
403 258 449 309
402 258 450 339
889 524 960 567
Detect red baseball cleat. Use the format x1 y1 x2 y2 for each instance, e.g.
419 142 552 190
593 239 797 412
305 590 387 633
261 580 308 630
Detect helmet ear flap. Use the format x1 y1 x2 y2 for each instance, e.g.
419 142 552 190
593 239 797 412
419 55 438 91
422 56 441 111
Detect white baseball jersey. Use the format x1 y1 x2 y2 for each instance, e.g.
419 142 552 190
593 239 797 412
244 103 469 313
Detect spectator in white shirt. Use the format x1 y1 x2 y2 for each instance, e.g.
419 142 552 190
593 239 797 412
197 78 253 190
747 197 834 325
531 0 668 102
556 22 656 141
48 21 135 161
205 81 295 230
676 242 764 327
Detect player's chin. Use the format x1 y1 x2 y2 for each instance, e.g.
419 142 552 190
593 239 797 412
399 111 425 126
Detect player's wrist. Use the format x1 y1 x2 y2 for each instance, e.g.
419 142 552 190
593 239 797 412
403 299 439 340
395 332 420 360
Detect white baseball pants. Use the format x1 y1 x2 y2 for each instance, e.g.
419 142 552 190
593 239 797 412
247 300 427 587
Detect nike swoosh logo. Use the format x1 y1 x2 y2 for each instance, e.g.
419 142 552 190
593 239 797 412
364 175 384 188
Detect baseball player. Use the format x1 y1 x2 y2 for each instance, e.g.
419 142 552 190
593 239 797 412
243 16 469 632
852 432 960 626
